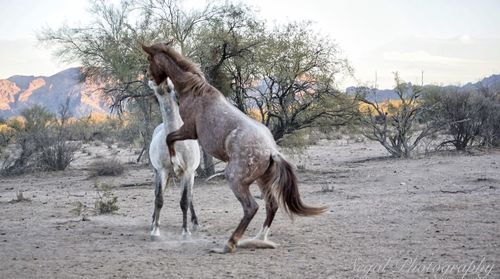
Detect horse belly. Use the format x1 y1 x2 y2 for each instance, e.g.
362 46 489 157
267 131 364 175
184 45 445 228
197 132 229 162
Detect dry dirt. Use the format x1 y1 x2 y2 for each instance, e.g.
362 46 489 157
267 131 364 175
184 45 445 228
0 139 499 279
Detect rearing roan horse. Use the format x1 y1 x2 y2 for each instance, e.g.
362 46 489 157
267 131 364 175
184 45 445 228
142 42 327 253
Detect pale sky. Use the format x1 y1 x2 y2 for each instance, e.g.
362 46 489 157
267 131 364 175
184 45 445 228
1 0 499 89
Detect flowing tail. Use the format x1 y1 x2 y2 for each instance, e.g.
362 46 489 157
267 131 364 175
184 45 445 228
262 152 328 217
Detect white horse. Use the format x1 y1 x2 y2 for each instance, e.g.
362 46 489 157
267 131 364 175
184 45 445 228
148 79 201 240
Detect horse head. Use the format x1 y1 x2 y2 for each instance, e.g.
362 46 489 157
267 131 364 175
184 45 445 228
142 42 173 85
142 41 205 91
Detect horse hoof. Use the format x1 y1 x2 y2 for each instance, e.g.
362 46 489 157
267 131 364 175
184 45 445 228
182 229 191 240
209 245 235 254
192 223 200 231
150 228 161 241
182 233 191 240
237 239 278 249
150 234 161 241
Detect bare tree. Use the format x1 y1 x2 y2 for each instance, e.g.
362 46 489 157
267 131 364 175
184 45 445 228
247 22 355 140
424 85 500 150
360 74 438 158
38 0 357 170
39 0 164 162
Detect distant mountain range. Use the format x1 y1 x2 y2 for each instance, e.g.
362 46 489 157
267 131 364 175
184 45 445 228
0 67 109 119
346 74 500 102
1 68 499 119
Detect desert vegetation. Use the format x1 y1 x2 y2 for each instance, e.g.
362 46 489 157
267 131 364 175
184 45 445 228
357 74 500 158
0 103 80 175
0 0 499 278
0 1 479 170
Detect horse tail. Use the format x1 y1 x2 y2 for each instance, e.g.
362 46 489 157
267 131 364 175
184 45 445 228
262 152 327 218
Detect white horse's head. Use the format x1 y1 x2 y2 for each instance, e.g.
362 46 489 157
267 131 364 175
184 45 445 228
149 78 178 108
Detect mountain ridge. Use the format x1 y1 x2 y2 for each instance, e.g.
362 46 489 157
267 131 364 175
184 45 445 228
0 67 109 119
346 74 500 102
2 68 499 118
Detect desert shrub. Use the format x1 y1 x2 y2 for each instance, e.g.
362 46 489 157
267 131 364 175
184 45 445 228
478 88 500 147
71 183 119 216
96 196 119 214
95 184 119 214
1 104 80 175
359 74 438 158
424 86 500 150
0 123 14 148
89 158 124 177
71 201 88 216
38 139 80 171
67 113 126 143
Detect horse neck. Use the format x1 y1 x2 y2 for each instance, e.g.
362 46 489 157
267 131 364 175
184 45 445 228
160 53 205 96
157 95 182 131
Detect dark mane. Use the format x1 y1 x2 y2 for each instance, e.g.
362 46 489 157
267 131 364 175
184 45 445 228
144 42 213 96
154 43 205 80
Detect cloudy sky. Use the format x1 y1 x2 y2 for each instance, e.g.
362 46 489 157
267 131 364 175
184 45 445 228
1 0 499 89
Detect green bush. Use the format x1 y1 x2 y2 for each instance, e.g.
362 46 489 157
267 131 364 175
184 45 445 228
1 105 79 175
95 184 119 214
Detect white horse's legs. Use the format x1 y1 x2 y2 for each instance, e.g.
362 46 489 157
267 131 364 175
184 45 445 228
180 172 195 240
190 199 200 231
151 168 169 240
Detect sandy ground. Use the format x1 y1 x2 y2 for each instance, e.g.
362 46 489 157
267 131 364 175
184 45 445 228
0 139 499 279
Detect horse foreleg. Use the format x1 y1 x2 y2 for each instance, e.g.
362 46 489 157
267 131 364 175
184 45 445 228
151 168 168 240
166 125 196 176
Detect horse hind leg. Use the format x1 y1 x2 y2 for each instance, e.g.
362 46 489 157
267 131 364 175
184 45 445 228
211 177 259 254
190 199 199 231
183 171 199 231
238 179 279 249
179 173 194 239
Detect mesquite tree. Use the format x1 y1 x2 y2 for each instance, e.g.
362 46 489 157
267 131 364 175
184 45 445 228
360 74 438 158
39 0 355 169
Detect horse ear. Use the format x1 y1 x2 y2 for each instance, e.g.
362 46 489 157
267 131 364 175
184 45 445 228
142 44 154 55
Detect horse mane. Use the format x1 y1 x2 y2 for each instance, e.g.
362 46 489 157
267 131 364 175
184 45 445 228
152 43 215 96
145 42 219 97
154 43 205 80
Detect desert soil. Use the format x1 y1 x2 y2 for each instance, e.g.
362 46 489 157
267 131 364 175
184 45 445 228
0 139 499 279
